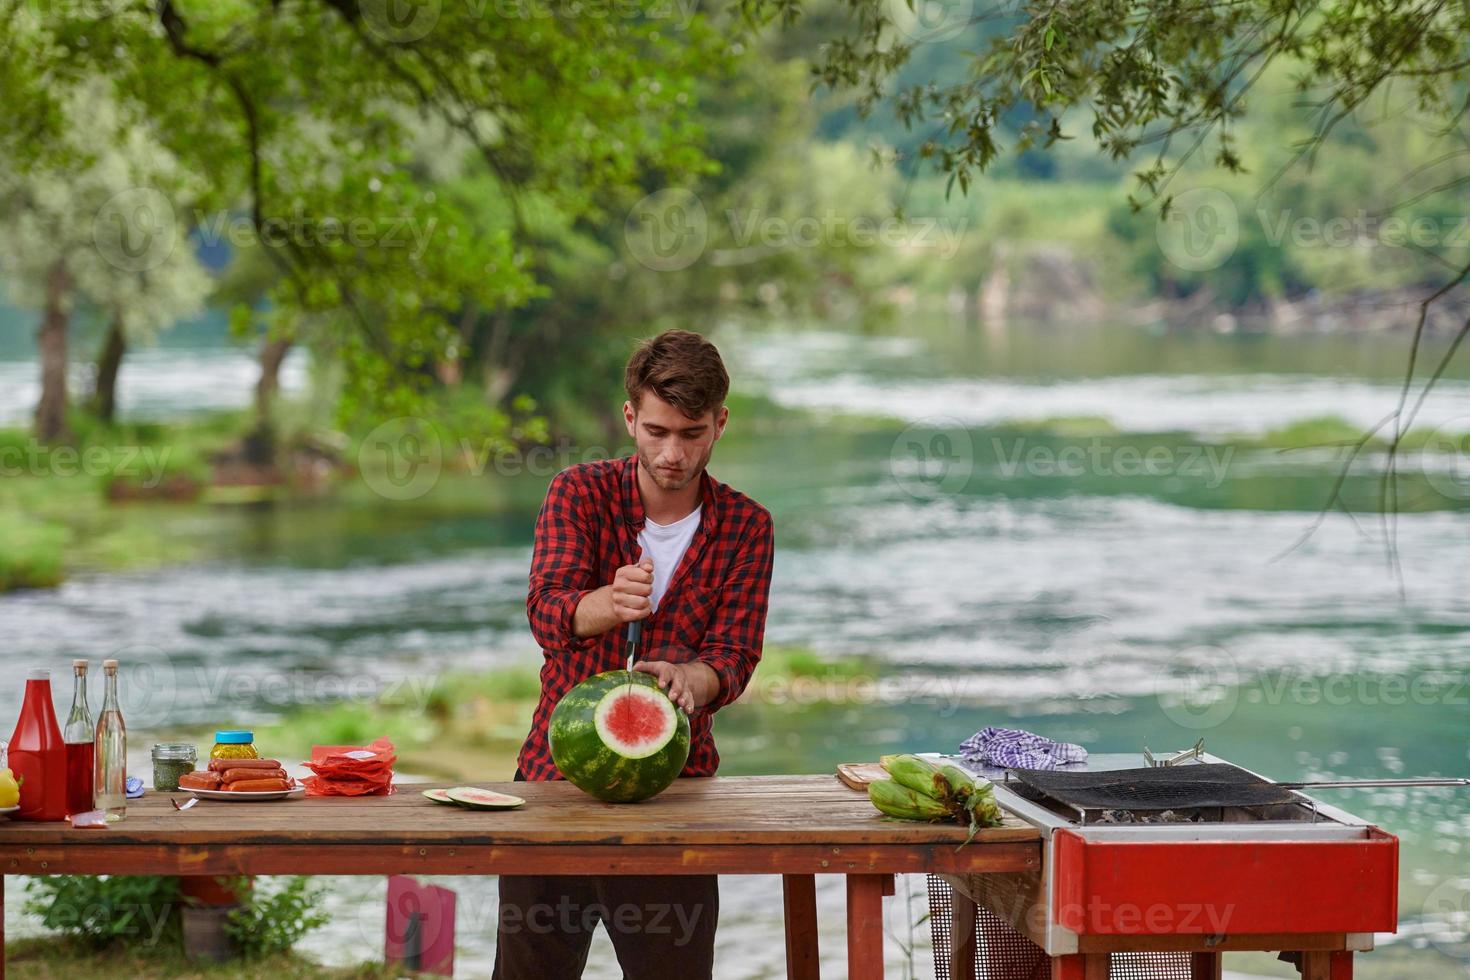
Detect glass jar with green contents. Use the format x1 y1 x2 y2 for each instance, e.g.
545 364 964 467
210 730 259 761
151 743 197 790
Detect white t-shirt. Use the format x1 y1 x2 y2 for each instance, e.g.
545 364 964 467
637 504 702 613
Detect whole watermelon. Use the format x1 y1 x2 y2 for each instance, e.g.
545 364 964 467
549 669 691 803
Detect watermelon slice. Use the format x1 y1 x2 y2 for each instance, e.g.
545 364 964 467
444 787 525 810
421 788 457 804
549 670 691 803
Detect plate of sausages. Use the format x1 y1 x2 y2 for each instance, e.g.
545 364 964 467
178 758 303 800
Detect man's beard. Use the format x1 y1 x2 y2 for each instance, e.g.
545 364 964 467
639 446 709 491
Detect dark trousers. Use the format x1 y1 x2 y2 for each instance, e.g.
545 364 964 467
491 771 719 980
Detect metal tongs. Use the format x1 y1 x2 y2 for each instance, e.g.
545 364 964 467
1144 737 1206 767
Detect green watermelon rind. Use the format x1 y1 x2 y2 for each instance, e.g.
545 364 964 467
548 669 692 804
444 787 526 810
422 788 457 805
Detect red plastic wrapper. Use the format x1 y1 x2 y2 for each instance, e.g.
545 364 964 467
300 736 397 797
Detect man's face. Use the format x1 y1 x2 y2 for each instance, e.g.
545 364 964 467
624 391 727 492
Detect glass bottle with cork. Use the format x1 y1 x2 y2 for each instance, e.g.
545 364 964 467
93 659 127 821
63 659 94 816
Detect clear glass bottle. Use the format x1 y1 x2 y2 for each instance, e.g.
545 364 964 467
93 659 126 821
63 659 94 816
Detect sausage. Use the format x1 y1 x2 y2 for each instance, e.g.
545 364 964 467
220 767 288 784
207 758 283 773
178 770 223 790
227 777 294 792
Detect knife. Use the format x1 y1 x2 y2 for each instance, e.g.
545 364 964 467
625 619 641 672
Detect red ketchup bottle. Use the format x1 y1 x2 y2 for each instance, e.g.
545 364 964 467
9 668 68 821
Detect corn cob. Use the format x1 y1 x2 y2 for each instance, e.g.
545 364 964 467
879 754 947 800
868 777 953 821
953 793 1007 850
970 796 1003 827
934 763 980 803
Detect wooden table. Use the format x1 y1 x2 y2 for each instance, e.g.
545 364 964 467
0 775 1040 979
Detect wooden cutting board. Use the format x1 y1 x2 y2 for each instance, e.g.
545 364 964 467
835 763 888 791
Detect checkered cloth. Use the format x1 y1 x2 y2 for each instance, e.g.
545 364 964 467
959 726 1088 770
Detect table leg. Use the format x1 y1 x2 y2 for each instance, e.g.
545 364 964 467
783 874 819 980
950 886 977 980
845 874 891 980
1300 950 1353 980
1191 951 1222 979
1052 953 1110 980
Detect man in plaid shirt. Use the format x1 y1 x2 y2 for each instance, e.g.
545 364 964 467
494 329 775 979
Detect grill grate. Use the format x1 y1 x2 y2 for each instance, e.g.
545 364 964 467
1006 762 1302 811
927 876 1195 980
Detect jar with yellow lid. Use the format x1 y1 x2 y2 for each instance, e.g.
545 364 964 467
210 730 259 761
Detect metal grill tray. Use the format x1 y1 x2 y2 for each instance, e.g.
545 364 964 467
1006 762 1303 810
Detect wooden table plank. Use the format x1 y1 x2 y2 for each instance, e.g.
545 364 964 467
0 775 1040 848
2 840 1039 877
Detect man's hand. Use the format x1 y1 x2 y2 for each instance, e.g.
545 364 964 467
572 558 653 638
633 660 720 714
611 558 655 623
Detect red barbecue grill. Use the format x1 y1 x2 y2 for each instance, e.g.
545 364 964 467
931 752 1408 980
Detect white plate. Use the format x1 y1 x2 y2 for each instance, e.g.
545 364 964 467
187 786 305 802
0 805 18 816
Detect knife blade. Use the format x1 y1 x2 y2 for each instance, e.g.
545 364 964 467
625 618 641 672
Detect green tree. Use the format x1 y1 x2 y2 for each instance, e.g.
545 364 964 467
0 76 212 440
2 0 726 446
741 0 1470 580
742 0 1469 205
428 37 904 437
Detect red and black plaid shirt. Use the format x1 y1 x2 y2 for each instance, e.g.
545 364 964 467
519 454 775 781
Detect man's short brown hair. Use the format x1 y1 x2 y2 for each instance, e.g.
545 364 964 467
624 329 730 419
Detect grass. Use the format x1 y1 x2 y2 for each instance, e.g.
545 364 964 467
1247 414 1467 453
1002 415 1121 437
2 936 400 979
0 411 237 592
140 645 877 785
0 465 207 590
0 511 66 590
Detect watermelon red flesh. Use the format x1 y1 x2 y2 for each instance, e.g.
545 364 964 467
422 788 456 804
596 684 678 758
445 787 525 810
549 670 691 803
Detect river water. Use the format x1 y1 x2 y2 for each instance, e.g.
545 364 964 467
2 318 1468 978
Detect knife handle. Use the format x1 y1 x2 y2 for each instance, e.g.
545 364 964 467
627 619 642 646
